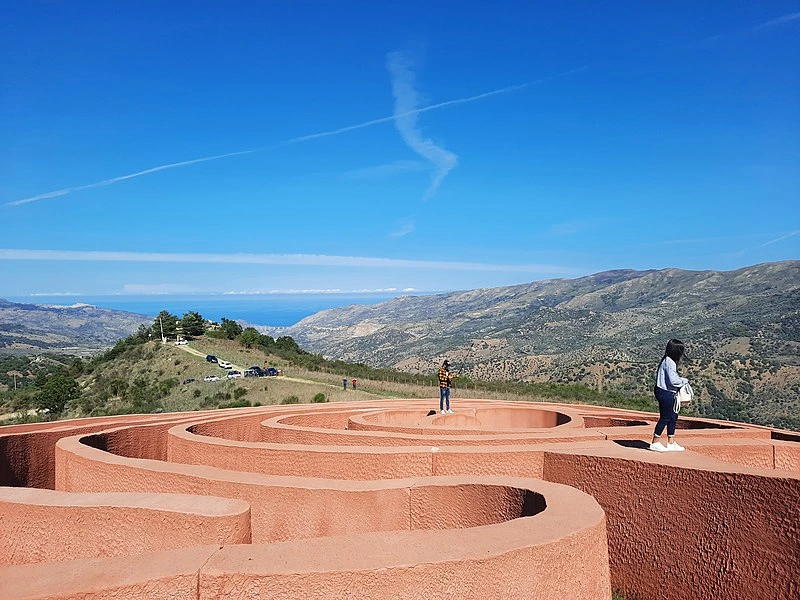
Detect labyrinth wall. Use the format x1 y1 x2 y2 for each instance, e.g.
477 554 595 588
1 399 798 599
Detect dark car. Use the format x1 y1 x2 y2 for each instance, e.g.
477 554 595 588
248 366 265 377
182 378 195 385
206 355 218 363
265 367 279 377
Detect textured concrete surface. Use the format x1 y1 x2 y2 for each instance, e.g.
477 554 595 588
0 487 250 565
2 545 217 599
0 399 797 599
544 446 800 600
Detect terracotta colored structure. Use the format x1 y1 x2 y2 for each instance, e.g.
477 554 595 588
0 400 798 599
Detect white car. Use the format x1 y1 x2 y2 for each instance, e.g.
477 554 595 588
227 370 243 379
174 340 188 346
203 375 220 382
218 360 232 369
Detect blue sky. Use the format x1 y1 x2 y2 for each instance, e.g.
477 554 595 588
1 1 798 298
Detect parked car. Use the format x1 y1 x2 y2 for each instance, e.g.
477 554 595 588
206 355 218 363
182 378 195 384
203 375 220 382
227 370 243 379
265 367 279 377
246 366 265 377
218 360 232 369
175 340 188 346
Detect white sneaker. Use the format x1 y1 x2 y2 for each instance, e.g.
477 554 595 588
649 442 668 452
446 409 454 414
441 410 447 415
667 442 685 452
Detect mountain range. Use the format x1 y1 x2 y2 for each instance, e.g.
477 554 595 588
283 261 798 366
0 299 150 355
279 261 799 428
2 261 798 428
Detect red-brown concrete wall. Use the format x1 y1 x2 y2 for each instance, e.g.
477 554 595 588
167 424 548 480
2 477 612 600
3 399 797 599
189 410 276 442
2 545 216 600
197 477 610 599
57 436 412 544
683 439 775 469
167 424 435 480
543 451 800 600
0 412 221 489
0 488 250 565
263 415 604 447
432 446 546 479
199 520 611 600
775 440 800 471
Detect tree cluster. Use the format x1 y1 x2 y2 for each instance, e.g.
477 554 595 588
33 369 81 415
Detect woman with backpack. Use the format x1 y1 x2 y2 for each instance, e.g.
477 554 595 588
650 339 690 452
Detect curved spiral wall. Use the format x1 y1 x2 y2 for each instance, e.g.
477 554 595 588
1 399 798 599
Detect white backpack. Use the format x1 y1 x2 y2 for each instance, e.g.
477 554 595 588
674 383 694 413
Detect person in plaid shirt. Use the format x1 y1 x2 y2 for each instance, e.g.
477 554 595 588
437 360 456 414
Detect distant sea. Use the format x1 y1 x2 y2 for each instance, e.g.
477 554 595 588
7 293 415 328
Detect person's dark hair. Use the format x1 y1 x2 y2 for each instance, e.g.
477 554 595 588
662 339 686 365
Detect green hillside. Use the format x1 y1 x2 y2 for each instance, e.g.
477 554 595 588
2 310 797 432
1 327 667 426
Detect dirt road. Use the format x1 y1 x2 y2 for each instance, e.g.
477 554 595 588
174 343 343 390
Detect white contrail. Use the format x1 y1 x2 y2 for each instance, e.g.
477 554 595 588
6 67 584 207
761 231 798 246
0 248 576 273
283 70 585 147
387 50 458 201
6 8 799 209
754 12 800 30
7 149 262 206
697 11 800 44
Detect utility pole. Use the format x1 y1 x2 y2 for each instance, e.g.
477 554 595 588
159 317 166 343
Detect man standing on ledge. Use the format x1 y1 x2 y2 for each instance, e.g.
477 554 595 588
438 360 456 415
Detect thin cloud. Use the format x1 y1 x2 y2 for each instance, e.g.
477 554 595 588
0 248 577 274
387 50 458 201
761 230 798 246
717 229 798 257
719 249 748 258
120 283 198 295
389 218 416 238
6 66 585 207
754 12 800 31
697 11 800 45
546 218 621 237
7 149 261 207
279 72 575 145
638 233 766 247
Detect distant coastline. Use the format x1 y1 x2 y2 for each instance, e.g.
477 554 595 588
5 293 424 328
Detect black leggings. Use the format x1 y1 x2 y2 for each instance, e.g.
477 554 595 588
654 387 678 437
